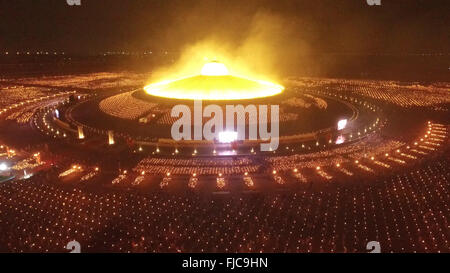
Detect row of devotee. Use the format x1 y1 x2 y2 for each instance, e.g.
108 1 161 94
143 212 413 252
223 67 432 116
267 122 447 179
137 157 253 167
6 96 71 125
99 91 157 120
0 157 447 252
0 85 54 108
0 86 74 118
132 164 260 176
289 77 450 108
10 72 148 90
281 94 328 109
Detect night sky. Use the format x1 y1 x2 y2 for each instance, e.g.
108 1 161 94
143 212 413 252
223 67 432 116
0 0 448 54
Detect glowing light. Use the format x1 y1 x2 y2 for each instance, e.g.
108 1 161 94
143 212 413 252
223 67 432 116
218 150 237 156
218 131 238 143
78 126 84 139
144 61 283 100
200 61 229 76
337 119 348 130
335 135 345 144
0 163 8 171
108 131 115 145
216 176 226 188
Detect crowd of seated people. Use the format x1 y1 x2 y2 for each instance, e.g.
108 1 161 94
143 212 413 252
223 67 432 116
281 95 327 109
99 91 157 120
134 157 260 176
5 96 70 125
0 156 447 253
267 139 405 171
11 72 148 90
269 124 447 184
288 77 450 108
0 86 52 108
138 157 253 167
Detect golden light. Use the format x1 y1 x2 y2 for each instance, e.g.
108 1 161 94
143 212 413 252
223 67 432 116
200 61 229 76
78 126 84 139
144 61 284 100
108 131 115 145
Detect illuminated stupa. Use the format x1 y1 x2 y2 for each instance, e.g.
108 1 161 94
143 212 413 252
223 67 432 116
144 61 284 100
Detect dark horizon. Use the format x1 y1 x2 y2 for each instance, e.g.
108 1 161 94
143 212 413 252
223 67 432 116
0 0 449 55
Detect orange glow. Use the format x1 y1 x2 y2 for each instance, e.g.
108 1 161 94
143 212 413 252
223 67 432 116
144 61 283 100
